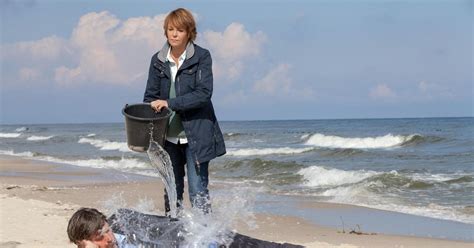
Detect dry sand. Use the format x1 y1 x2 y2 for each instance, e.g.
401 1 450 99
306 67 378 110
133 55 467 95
0 155 472 248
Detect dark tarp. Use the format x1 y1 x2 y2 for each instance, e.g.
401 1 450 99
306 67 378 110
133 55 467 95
108 208 305 248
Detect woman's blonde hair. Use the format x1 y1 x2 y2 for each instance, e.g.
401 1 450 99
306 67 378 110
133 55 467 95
163 8 197 42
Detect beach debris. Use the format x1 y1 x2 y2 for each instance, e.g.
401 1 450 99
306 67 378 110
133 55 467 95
348 225 377 235
35 186 49 191
56 200 62 205
0 241 22 248
338 218 377 235
6 185 20 190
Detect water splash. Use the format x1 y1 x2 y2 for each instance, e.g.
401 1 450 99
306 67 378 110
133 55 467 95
180 186 259 247
147 122 178 218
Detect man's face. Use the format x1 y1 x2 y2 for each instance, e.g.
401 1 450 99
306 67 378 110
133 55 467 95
90 222 117 248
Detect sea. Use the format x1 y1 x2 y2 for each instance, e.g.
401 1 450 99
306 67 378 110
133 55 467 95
1 117 473 237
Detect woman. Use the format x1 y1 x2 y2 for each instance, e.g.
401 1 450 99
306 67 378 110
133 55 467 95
143 8 226 215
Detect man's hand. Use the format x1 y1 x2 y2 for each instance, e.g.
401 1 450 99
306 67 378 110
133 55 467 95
151 99 168 112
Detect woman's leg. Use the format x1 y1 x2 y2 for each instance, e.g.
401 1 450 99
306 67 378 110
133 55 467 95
163 141 186 215
185 145 211 213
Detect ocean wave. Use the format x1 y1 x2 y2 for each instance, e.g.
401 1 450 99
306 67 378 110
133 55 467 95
15 127 28 132
0 149 36 157
320 182 474 224
304 133 419 149
297 166 378 187
0 132 22 138
444 176 473 184
78 137 130 152
0 149 150 171
300 134 310 140
86 133 96 137
47 157 150 170
226 147 313 156
27 135 54 141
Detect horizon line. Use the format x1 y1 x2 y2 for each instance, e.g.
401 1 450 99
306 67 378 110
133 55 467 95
1 116 472 126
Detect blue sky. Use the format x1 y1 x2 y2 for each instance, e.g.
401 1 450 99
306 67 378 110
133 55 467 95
1 0 472 124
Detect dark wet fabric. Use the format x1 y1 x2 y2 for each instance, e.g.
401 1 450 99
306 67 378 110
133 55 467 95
108 208 304 248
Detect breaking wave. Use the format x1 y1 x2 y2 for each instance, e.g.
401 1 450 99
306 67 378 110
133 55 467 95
0 132 21 138
27 135 54 141
78 137 130 152
297 166 378 187
304 133 421 149
226 147 313 156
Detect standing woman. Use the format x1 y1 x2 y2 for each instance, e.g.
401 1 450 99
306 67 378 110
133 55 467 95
143 8 226 215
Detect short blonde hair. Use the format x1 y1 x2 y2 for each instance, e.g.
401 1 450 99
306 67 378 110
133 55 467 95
163 8 197 42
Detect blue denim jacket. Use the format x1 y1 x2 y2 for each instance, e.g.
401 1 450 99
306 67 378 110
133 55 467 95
144 42 226 164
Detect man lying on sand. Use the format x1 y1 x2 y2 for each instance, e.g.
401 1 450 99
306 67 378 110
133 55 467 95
67 207 303 248
67 208 127 248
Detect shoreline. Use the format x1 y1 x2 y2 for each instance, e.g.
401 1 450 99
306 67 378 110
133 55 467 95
0 155 472 247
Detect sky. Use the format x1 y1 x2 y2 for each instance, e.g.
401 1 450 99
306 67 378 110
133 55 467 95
1 0 472 124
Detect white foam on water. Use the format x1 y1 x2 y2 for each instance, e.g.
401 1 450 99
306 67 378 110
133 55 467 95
86 133 96 137
47 157 150 170
226 147 313 156
0 149 35 157
298 165 379 187
304 133 416 149
78 137 130 152
15 127 28 132
0 149 150 171
300 133 310 140
0 132 21 138
27 135 54 141
409 172 464 183
319 180 474 224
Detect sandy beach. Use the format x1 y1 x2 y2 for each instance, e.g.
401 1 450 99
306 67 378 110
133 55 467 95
0 155 472 248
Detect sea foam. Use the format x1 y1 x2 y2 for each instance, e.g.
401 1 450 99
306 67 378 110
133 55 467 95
27 135 53 141
0 149 35 157
297 166 378 187
78 137 130 152
304 133 416 149
226 147 313 156
15 127 28 132
0 132 21 138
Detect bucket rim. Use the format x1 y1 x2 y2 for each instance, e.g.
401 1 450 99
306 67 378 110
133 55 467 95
122 103 172 121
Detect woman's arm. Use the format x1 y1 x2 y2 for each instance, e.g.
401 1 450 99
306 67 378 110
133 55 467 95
143 54 161 103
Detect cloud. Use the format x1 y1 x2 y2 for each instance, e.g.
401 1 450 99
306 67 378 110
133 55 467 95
201 22 266 81
252 63 314 99
254 64 292 95
55 11 167 85
19 67 41 81
2 35 69 61
2 11 167 87
417 80 455 99
3 12 268 88
369 83 397 99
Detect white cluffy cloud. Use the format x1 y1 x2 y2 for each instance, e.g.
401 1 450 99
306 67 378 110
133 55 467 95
369 83 397 99
202 22 267 81
55 11 167 85
1 11 166 86
3 11 268 87
254 63 292 95
252 63 314 98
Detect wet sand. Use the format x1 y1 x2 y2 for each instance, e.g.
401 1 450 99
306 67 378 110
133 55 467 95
0 155 472 248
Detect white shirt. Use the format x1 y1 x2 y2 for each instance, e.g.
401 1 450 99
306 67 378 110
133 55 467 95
166 47 188 145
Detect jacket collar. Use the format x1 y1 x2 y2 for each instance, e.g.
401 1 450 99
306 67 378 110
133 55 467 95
157 41 195 63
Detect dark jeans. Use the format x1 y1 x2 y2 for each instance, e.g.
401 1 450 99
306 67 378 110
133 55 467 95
164 141 211 215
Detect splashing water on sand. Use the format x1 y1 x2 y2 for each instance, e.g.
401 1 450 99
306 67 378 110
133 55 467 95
179 186 259 247
146 122 178 218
